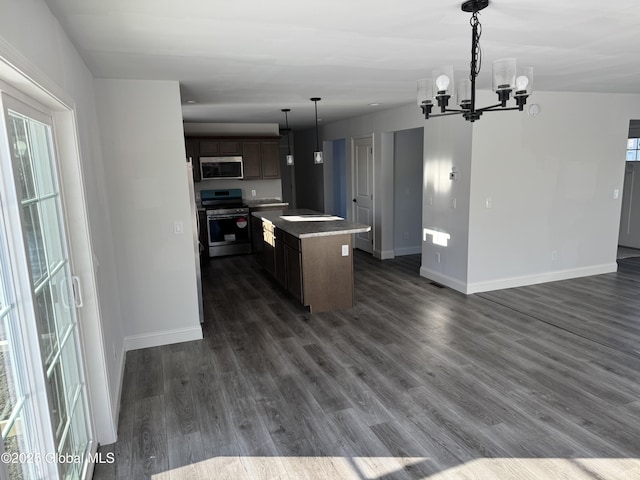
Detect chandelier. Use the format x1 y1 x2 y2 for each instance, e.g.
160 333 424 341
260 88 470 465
417 0 533 122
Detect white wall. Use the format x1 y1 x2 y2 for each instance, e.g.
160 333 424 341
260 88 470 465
0 0 124 443
420 116 473 290
94 79 203 349
393 128 423 256
467 91 640 292
195 179 282 202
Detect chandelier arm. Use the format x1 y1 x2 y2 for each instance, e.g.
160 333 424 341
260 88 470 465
480 106 522 112
475 103 504 111
427 111 466 118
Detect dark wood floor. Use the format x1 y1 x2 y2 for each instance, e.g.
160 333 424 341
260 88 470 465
93 252 640 479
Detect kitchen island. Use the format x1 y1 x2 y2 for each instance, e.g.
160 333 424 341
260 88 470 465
251 209 370 313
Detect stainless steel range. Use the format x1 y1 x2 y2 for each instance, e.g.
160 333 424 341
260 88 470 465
201 189 251 257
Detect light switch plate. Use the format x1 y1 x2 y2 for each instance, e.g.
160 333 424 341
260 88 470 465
341 245 349 256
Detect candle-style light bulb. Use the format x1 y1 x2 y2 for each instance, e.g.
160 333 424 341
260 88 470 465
515 75 529 91
436 74 451 92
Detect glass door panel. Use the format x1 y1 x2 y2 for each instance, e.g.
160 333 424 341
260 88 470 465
0 95 93 479
0 208 37 480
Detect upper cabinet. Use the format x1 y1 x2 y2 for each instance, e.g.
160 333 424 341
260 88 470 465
199 140 242 156
185 136 281 182
242 140 280 180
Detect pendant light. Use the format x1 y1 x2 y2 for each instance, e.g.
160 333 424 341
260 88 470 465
310 97 323 164
281 108 294 165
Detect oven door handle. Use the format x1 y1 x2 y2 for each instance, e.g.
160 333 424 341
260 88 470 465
207 214 248 220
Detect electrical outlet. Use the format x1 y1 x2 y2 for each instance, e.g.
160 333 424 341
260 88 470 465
452 198 457 209
435 252 441 263
341 245 349 256
613 189 620 199
485 197 492 209
173 221 184 235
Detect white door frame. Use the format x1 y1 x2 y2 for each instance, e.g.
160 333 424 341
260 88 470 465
351 135 374 254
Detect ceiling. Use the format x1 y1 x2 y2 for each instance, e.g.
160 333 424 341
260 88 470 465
44 0 640 130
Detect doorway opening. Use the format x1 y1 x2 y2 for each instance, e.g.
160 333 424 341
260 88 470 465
618 119 640 262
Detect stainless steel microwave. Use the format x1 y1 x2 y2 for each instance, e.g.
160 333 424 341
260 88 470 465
200 156 243 180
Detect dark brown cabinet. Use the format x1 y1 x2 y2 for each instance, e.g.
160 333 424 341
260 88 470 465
275 232 286 288
242 140 280 180
185 136 280 182
253 215 355 313
199 140 241 156
284 234 303 302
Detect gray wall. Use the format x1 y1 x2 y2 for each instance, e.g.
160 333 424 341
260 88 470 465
466 90 638 292
393 128 423 256
333 139 347 218
422 116 473 289
293 126 325 211
94 79 203 345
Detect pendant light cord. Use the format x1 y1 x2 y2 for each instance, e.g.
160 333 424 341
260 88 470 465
285 110 291 155
470 11 482 78
314 100 320 150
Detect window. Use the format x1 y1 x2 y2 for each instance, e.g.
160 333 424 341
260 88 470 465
626 138 640 161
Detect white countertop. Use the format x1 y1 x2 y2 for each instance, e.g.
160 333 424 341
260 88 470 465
252 209 370 239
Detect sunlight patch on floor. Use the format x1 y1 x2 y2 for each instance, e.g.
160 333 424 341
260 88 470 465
151 456 640 480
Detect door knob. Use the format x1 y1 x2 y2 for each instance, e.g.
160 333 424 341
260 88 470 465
352 198 357 203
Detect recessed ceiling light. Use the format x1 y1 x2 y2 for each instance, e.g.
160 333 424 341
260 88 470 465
186 100 197 104
369 103 381 106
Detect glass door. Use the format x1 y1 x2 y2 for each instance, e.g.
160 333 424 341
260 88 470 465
0 94 93 479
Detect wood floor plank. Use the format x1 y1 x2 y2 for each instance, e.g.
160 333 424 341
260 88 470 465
163 348 198 437
132 395 168 479
135 347 164 400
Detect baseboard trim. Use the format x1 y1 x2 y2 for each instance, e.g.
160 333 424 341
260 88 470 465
394 246 422 256
123 325 203 352
419 267 469 294
377 249 395 260
420 263 619 295
466 263 619 294
111 341 127 443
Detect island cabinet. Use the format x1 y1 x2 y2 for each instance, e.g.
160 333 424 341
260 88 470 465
242 141 280 180
253 209 369 313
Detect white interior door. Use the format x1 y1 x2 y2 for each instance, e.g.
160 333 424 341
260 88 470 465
352 136 374 253
0 94 93 479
